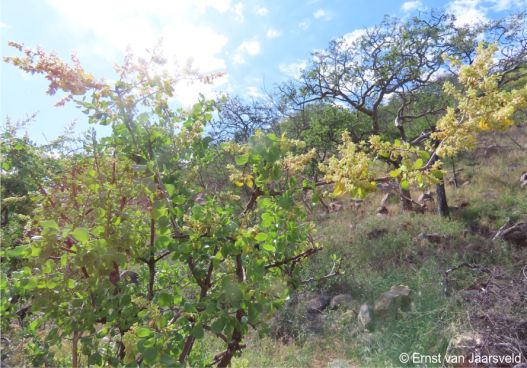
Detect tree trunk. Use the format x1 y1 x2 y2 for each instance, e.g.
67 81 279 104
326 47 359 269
147 218 156 301
217 255 245 367
217 310 244 367
72 331 80 368
436 181 450 217
179 335 196 364
372 114 380 135
147 261 156 301
400 185 413 211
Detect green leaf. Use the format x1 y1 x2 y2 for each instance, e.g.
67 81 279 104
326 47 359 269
413 158 424 170
401 179 409 191
40 220 58 229
211 317 226 334
431 170 444 180
29 318 43 331
255 233 268 242
71 228 90 242
175 195 186 205
191 323 204 339
235 153 249 166
6 246 29 258
389 168 402 177
418 150 430 160
67 279 75 289
262 243 276 252
88 353 102 366
142 347 159 365
165 184 175 197
157 292 172 308
261 213 274 228
136 327 153 338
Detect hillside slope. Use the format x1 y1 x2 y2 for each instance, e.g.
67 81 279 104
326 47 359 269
231 125 527 367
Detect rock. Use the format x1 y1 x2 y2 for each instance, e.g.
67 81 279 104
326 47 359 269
379 193 393 207
373 285 411 319
376 206 389 216
483 144 499 157
353 199 364 208
494 220 527 247
417 191 434 204
330 294 355 310
445 332 483 367
357 303 373 330
305 295 330 314
416 232 448 244
521 171 527 188
329 201 344 212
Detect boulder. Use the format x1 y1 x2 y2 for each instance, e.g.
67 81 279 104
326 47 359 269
353 199 364 208
520 171 527 188
305 295 330 314
357 303 373 330
300 295 329 333
445 332 483 367
330 294 355 310
494 220 527 247
376 206 389 216
373 285 411 319
417 191 434 204
329 201 344 212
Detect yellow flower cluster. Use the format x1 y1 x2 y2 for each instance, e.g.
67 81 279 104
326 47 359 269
320 132 376 198
280 149 317 175
433 43 527 157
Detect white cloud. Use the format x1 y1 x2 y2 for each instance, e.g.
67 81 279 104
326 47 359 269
266 28 282 39
490 0 511 9
198 0 233 13
401 0 423 11
0 21 9 29
174 73 228 108
255 6 269 15
233 54 246 64
232 2 244 22
446 0 488 27
279 60 307 79
341 28 368 47
298 19 311 30
44 0 234 107
233 40 261 64
46 0 230 69
313 8 333 20
246 86 264 98
488 0 527 10
239 40 261 55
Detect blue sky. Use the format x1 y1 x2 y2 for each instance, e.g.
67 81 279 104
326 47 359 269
1 0 525 143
